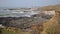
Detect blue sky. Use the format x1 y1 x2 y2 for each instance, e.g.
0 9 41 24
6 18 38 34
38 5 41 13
0 0 60 8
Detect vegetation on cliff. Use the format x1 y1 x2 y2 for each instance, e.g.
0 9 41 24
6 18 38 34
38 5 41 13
40 4 60 34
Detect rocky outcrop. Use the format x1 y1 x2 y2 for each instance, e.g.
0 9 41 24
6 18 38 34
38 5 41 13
0 11 55 31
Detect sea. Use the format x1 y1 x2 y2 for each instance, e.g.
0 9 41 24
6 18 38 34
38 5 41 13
0 9 38 17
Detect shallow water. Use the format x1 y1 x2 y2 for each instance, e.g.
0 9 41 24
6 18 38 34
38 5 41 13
0 10 38 17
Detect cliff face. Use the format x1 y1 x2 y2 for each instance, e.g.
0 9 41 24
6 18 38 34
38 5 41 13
41 11 60 34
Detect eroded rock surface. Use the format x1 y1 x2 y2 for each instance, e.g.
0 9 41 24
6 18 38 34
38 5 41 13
0 10 55 31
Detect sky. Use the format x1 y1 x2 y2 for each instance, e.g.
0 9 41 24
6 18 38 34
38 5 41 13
0 0 60 8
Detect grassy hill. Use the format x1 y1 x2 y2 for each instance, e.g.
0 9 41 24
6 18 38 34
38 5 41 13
37 4 60 34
